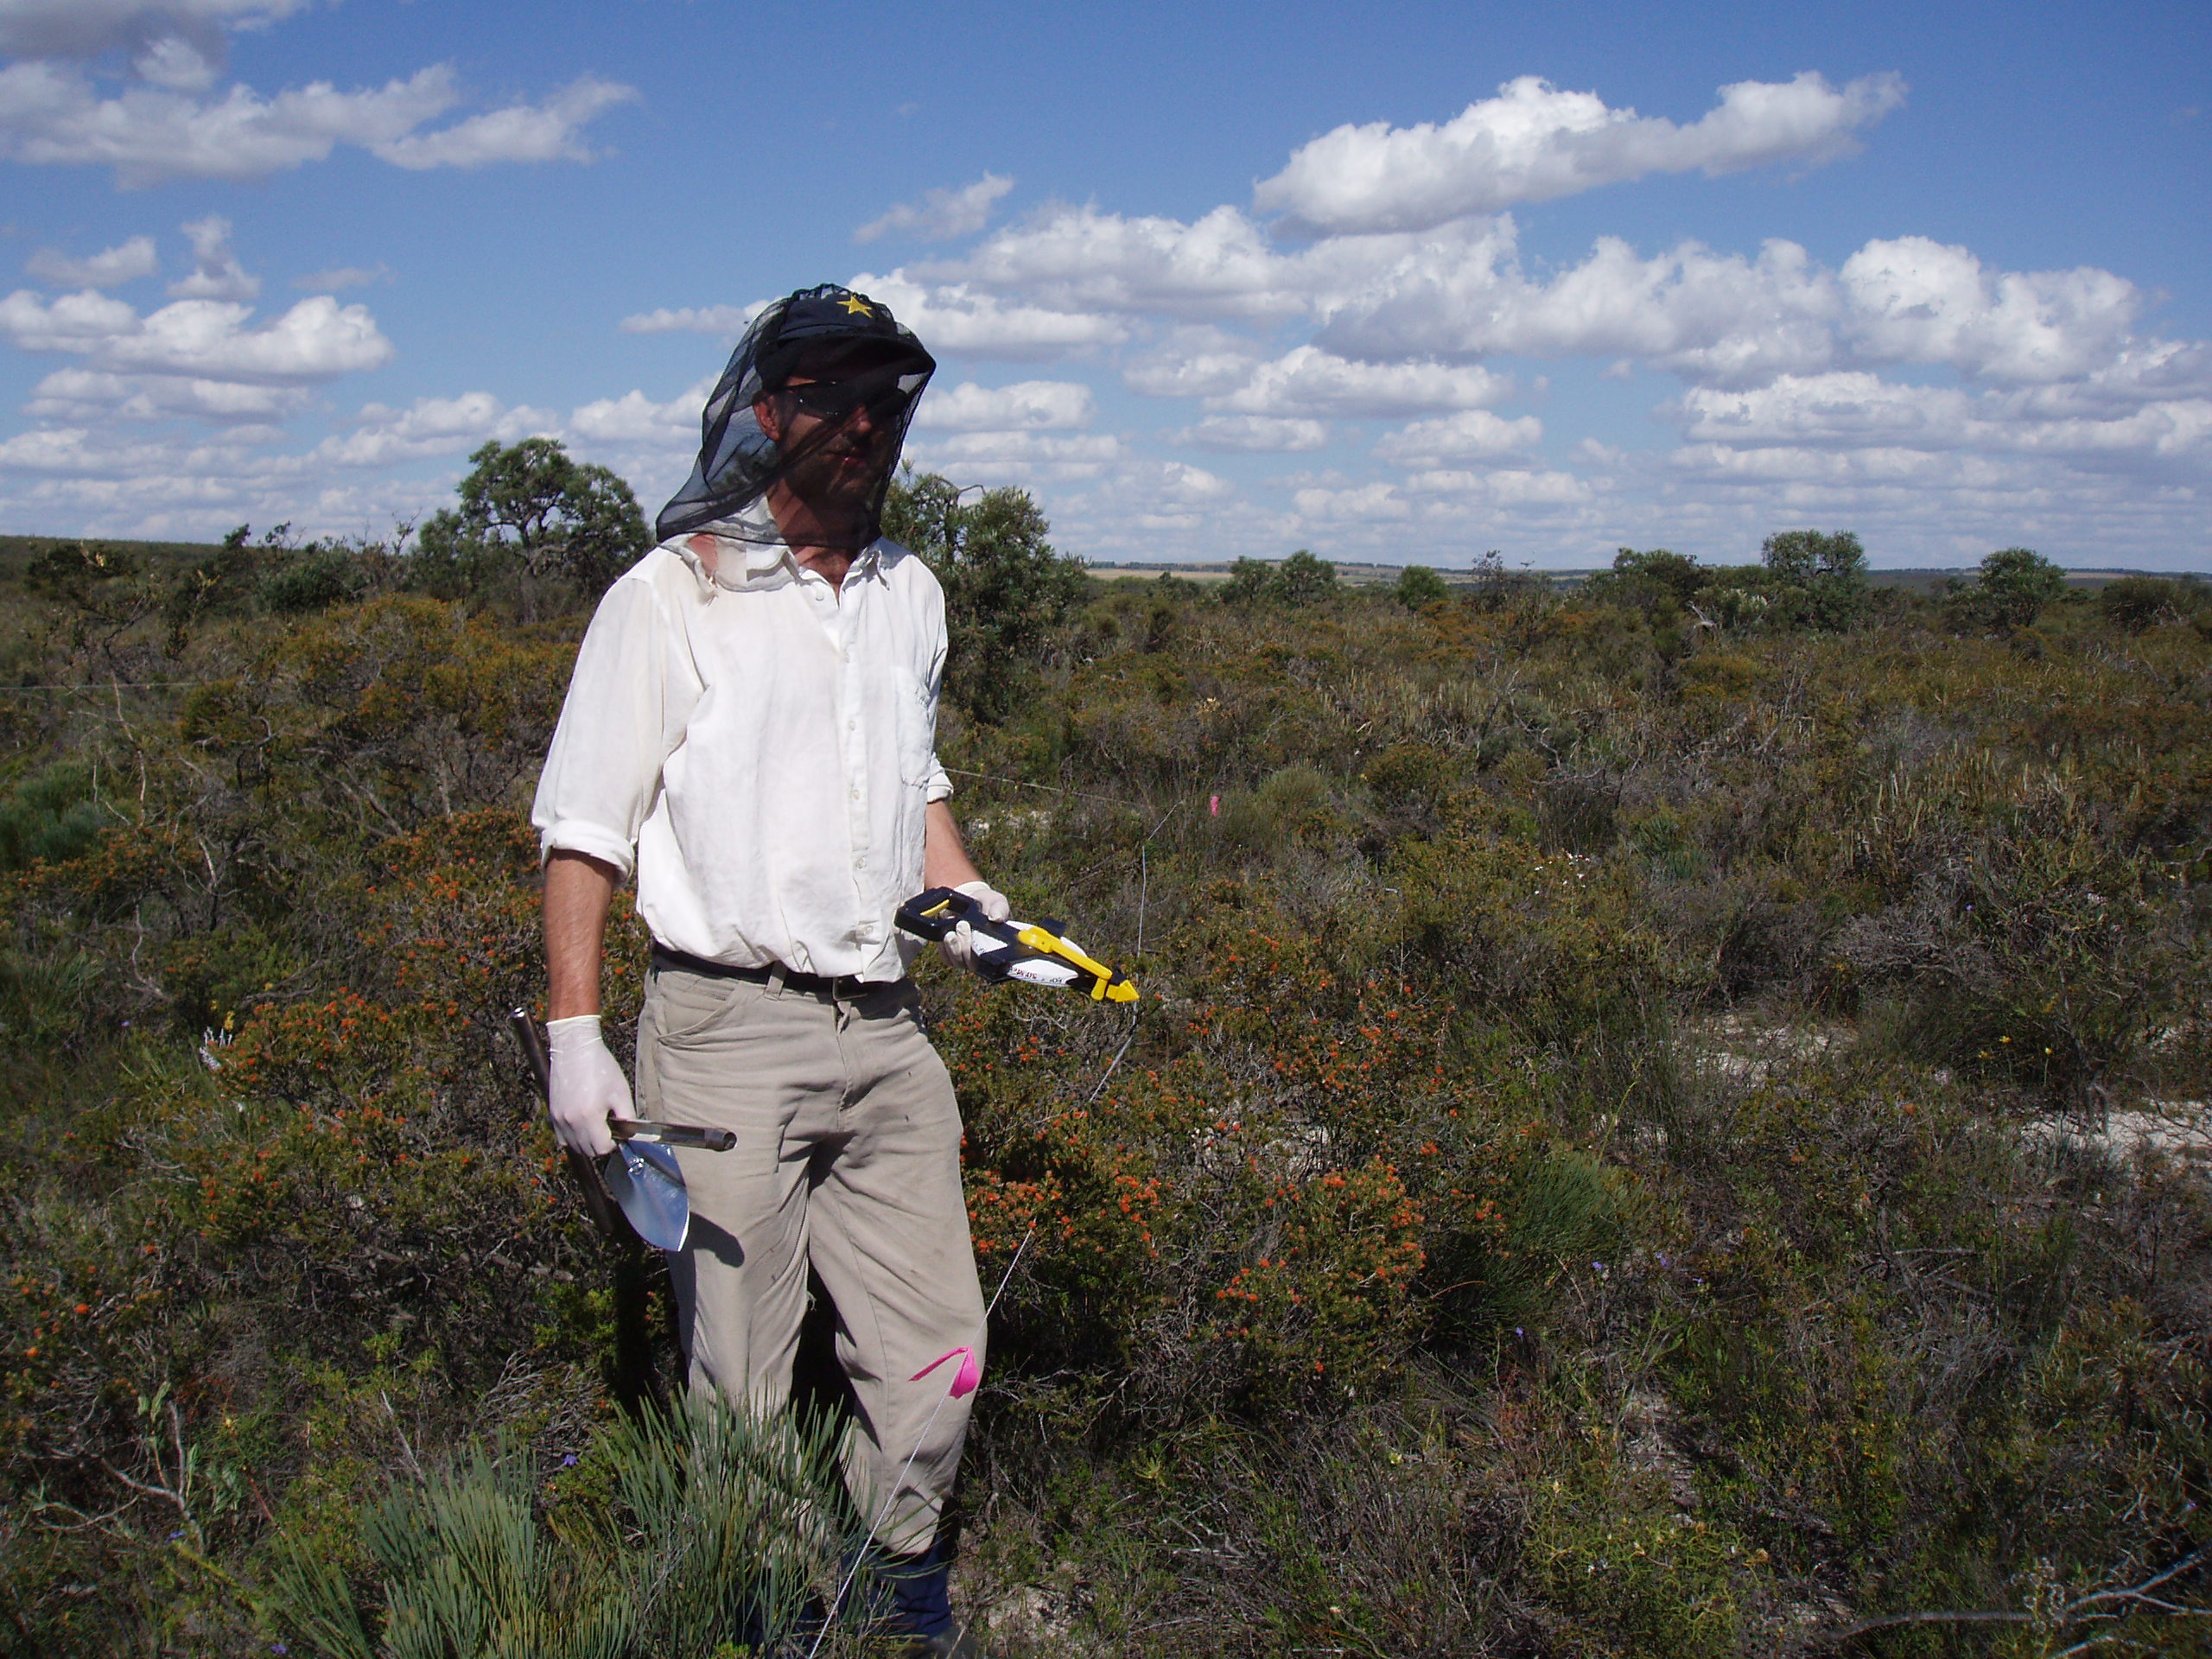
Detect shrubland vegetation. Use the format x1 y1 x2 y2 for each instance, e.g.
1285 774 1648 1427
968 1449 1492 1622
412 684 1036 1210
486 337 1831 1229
3 442 2209 1656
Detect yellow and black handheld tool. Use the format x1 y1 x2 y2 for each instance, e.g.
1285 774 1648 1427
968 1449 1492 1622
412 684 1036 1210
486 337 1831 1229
896 887 1139 1003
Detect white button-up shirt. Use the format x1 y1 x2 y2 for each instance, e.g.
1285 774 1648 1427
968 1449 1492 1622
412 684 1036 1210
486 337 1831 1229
531 534 952 982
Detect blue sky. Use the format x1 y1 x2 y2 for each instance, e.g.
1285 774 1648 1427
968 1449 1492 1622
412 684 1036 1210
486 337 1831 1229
0 0 2205 568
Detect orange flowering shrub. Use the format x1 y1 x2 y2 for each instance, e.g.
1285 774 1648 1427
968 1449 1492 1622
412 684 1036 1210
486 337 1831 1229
936 906 1531 1417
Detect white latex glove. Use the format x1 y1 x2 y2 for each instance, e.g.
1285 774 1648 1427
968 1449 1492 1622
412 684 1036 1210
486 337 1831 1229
939 880 1011 975
545 1014 636 1159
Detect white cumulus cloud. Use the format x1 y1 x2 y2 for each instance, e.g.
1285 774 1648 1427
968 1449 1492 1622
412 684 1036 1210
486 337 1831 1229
1670 372 2212 466
0 287 390 379
904 428 1124 483
1316 221 2167 398
1175 415 1332 452
937 206 1526 329
914 378 1094 432
933 204 1319 321
0 425 143 473
1407 467 1592 505
1319 223 1843 385
313 392 557 468
0 56 636 184
372 76 636 170
847 274 1128 359
168 213 257 300
1839 236 2140 385
1211 346 1512 418
569 378 714 448
23 363 310 421
855 173 1014 243
1373 408 1544 466
0 59 458 182
618 302 764 338
1293 480 1413 521
1122 327 1268 397
1255 72 1905 235
1288 465 1596 538
26 234 156 288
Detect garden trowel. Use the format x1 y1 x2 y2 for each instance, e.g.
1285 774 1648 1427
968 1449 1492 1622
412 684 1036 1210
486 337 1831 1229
507 1008 734 1251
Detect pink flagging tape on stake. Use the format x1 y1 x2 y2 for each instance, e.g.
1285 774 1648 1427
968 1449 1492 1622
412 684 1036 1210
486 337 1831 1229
910 1346 982 1399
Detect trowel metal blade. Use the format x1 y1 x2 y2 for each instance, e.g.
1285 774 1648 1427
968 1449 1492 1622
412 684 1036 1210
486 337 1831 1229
601 1140 690 1251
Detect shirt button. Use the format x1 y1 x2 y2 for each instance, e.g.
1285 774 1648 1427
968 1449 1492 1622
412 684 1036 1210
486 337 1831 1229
849 788 861 801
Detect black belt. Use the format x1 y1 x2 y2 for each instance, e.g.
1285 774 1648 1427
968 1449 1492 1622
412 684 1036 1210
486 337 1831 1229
650 944 893 1001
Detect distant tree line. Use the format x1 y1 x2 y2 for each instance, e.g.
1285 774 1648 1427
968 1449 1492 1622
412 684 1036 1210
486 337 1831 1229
20 438 654 653
1207 532 2164 642
25 439 2205 698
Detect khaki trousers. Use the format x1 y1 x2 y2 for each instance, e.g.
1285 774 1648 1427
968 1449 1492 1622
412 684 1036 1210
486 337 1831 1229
638 963 984 1555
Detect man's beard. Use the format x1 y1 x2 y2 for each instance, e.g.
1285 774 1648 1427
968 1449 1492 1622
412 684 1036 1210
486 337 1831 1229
776 425 898 544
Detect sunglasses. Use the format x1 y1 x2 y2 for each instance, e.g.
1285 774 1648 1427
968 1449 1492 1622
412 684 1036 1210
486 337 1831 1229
781 378 916 419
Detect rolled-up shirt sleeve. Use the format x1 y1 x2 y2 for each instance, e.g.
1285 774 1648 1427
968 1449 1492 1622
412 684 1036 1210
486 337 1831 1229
921 626 953 804
531 574 693 875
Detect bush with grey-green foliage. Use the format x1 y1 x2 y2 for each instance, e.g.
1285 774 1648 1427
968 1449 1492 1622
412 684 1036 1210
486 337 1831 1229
881 467 1087 721
1941 546 2071 632
1759 527 1869 631
1394 564 1449 608
1222 549 1339 608
1586 537 1875 639
258 546 367 615
411 438 651 605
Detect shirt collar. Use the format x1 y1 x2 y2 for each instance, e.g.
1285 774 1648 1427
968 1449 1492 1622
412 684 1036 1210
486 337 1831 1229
775 536 889 586
672 529 889 594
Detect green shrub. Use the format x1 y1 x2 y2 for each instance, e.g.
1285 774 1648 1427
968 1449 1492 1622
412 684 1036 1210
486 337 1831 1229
1222 550 1338 608
884 470 1086 721
412 439 650 606
2099 573 2201 632
1587 547 1707 613
23 541 162 650
1948 545 2070 632
260 547 367 614
1217 764 1339 855
1394 564 1448 609
0 762 101 870
1760 527 1869 631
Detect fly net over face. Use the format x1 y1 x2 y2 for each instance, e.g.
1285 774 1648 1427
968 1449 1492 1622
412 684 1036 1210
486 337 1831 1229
655 284 936 553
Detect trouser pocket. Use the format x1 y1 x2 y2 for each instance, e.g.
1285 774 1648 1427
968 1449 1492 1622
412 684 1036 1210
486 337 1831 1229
645 966 760 1047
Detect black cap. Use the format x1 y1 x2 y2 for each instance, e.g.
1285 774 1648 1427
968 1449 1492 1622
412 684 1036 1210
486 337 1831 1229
753 283 934 392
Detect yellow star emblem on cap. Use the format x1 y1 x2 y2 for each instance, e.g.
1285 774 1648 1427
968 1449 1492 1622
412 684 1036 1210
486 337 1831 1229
837 295 874 316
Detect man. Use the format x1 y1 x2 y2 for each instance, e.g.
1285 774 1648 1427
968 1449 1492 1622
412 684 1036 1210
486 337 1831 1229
531 284 1004 1657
